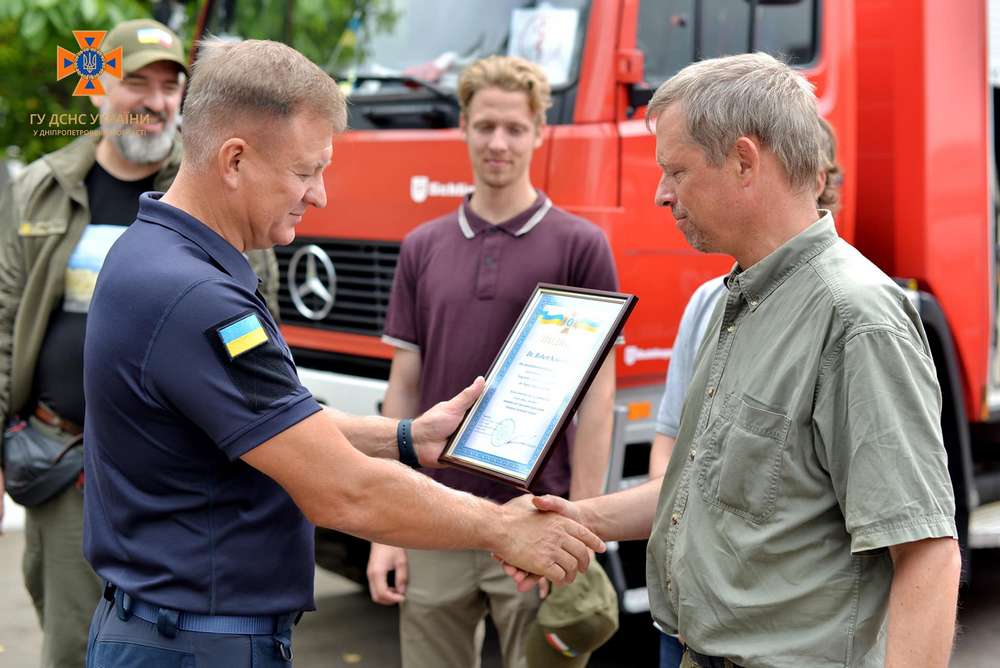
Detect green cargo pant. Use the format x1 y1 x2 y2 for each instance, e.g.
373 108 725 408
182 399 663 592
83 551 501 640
23 479 102 668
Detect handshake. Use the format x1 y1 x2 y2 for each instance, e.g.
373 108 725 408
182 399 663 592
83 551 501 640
492 493 599 590
368 491 599 605
368 375 604 604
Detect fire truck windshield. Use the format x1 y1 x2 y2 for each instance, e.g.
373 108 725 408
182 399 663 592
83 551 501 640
199 0 591 128
343 0 591 95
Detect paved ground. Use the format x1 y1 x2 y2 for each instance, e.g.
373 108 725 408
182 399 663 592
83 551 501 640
0 520 659 667
1 495 998 667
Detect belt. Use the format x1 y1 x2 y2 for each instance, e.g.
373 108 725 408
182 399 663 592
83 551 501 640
106 582 301 636
688 648 744 668
34 404 82 436
130 599 299 635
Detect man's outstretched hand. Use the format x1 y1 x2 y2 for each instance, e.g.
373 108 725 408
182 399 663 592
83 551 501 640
411 376 485 467
492 494 602 587
497 495 590 591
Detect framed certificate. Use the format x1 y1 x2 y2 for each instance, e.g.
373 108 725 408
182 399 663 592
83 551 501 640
439 283 637 490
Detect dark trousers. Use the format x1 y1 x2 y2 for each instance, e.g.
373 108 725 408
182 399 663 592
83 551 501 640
659 632 684 668
85 593 294 667
681 648 744 668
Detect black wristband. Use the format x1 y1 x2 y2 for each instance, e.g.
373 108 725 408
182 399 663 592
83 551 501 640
396 419 420 468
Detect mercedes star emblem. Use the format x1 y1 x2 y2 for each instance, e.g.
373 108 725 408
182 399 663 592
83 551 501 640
288 244 337 320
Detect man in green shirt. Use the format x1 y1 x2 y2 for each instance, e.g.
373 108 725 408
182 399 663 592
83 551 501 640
505 52 960 668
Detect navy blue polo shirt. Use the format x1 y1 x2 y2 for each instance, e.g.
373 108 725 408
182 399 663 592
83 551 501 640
83 192 321 615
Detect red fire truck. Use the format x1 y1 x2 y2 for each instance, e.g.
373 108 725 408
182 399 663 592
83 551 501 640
197 0 998 608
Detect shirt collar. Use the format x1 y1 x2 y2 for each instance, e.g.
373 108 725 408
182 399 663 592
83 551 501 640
136 192 260 292
458 190 553 239
724 210 838 312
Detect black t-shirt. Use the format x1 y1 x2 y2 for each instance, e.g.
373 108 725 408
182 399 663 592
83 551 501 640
32 162 155 425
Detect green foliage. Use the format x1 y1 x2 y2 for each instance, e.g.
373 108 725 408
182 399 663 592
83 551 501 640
0 0 393 165
0 0 153 164
0 0 167 162
213 0 399 76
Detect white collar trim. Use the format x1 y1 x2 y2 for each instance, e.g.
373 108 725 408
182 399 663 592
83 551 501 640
457 197 553 239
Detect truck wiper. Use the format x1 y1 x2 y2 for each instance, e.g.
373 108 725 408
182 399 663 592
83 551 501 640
350 75 459 107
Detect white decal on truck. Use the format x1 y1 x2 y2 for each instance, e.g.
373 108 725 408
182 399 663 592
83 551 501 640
410 175 475 203
623 345 672 367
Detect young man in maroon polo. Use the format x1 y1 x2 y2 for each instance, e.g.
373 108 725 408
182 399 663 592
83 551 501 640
367 56 619 668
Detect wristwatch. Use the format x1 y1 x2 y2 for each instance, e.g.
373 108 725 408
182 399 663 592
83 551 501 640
396 418 420 468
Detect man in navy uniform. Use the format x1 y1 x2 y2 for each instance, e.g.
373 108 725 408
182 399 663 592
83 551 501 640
82 38 603 666
0 19 278 668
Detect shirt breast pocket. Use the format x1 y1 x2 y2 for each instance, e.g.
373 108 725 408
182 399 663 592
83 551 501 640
702 394 791 524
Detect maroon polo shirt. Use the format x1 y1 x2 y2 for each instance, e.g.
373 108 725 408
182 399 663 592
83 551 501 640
383 191 618 502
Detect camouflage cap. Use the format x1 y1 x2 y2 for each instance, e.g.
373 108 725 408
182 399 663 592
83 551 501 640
103 19 186 75
524 560 620 667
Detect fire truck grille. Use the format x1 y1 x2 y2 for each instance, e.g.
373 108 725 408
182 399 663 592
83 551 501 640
275 238 400 335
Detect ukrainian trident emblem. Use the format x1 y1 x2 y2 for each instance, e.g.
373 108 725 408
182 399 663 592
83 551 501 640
57 31 122 96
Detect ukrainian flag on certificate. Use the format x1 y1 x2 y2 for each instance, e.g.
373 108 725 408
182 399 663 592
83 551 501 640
218 313 269 359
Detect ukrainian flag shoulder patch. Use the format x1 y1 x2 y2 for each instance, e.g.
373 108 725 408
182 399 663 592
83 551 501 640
216 312 269 360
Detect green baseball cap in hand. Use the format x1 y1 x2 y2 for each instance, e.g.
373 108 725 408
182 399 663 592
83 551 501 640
524 559 620 667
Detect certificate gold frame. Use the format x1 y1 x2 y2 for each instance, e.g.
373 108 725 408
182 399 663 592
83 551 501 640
439 283 637 490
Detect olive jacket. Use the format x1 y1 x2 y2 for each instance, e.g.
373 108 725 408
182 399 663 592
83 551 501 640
0 134 279 450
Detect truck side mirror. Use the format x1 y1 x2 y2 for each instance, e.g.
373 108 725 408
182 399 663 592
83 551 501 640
618 48 651 116
616 48 644 85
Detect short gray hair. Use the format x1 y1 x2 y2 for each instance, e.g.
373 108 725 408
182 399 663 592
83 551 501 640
181 37 347 167
647 52 821 190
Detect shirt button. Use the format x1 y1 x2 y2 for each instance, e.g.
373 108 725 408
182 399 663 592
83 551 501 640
689 449 696 461
727 324 735 333
750 299 758 307
707 386 715 397
484 257 495 266
666 578 673 592
671 513 680 525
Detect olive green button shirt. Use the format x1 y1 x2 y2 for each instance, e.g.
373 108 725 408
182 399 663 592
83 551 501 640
647 213 956 668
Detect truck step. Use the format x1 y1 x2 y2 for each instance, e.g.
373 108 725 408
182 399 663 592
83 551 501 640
969 501 1000 549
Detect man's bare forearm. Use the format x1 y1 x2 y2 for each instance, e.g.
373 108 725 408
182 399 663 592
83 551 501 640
570 355 615 500
245 409 503 550
244 408 603 585
576 475 662 542
330 453 507 550
886 537 961 668
322 407 399 459
345 346 421 460
648 433 676 479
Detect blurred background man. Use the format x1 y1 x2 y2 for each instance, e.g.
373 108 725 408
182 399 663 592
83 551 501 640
368 55 618 668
